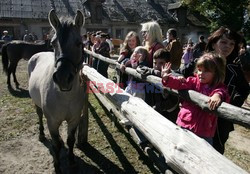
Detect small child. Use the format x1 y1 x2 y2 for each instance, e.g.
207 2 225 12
121 46 148 100
161 52 230 145
137 48 180 123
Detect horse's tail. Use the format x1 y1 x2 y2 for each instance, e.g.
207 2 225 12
1 43 9 74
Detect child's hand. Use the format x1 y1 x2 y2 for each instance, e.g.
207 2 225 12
161 62 171 80
208 93 222 110
138 54 144 62
120 64 126 73
177 76 186 82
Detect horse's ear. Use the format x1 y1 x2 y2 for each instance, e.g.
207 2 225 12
48 9 61 30
74 10 85 28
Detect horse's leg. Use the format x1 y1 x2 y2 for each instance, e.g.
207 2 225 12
12 62 20 88
35 105 45 141
47 119 63 173
7 61 19 88
67 122 78 166
6 63 12 87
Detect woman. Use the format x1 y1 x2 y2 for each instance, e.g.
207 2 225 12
118 31 140 63
177 27 249 154
140 21 164 68
94 33 110 78
118 31 140 88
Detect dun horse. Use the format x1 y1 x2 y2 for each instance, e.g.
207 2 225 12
2 39 51 88
28 10 85 173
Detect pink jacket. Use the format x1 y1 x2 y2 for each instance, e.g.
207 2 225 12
162 75 230 137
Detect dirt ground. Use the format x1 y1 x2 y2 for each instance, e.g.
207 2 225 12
0 59 249 174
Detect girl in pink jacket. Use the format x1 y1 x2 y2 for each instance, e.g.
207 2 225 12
161 52 230 145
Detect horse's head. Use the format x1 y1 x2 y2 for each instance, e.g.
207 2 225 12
49 9 85 91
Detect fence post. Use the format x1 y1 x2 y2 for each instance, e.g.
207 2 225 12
77 74 89 146
116 65 121 84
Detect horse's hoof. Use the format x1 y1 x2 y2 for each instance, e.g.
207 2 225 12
54 165 62 174
68 154 76 167
69 159 77 168
7 84 12 89
15 83 20 89
69 161 78 173
39 134 46 142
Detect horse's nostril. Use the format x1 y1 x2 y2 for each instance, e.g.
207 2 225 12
67 73 74 84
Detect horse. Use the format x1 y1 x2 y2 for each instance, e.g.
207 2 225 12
28 9 85 173
1 39 51 88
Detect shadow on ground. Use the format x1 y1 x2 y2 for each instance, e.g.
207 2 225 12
8 86 30 98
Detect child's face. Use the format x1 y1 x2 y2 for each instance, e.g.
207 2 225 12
131 50 142 62
197 66 214 85
128 36 137 50
154 58 166 71
167 32 173 41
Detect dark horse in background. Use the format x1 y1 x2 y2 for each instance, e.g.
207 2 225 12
1 39 52 88
28 9 86 173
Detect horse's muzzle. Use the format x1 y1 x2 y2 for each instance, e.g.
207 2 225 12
53 69 74 92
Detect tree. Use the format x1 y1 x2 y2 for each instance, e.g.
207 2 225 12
182 0 250 41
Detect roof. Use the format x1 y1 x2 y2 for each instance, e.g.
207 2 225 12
0 0 178 24
102 0 177 24
168 2 182 10
0 0 84 19
186 11 210 27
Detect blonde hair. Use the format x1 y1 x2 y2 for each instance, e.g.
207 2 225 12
141 21 163 48
196 52 226 87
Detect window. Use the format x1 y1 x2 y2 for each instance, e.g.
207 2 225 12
115 29 124 39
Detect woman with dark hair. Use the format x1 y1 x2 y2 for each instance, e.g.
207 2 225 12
176 26 249 154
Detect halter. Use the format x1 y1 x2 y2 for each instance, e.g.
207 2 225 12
54 56 84 74
54 43 84 73
54 43 85 74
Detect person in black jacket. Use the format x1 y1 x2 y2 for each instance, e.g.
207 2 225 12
94 33 110 78
176 27 249 154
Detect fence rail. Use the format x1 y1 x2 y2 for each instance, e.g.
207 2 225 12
84 48 250 128
78 49 250 174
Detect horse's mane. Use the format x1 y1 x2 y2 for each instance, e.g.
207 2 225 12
59 16 75 26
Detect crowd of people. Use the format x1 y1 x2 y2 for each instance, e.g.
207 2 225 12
1 29 40 43
83 22 250 154
23 30 38 42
